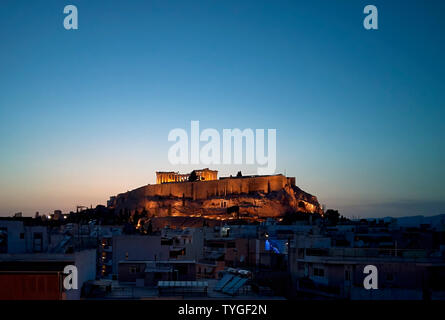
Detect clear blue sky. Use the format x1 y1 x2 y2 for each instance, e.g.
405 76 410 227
0 0 444 218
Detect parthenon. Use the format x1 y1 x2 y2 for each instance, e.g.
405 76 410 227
156 168 218 184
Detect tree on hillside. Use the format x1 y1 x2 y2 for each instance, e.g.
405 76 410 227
325 209 340 225
189 170 198 182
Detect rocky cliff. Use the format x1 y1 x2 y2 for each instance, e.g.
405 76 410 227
108 174 322 220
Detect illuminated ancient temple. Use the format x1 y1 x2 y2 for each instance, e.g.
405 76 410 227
156 168 218 184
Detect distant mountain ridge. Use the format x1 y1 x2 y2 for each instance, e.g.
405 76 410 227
366 214 445 228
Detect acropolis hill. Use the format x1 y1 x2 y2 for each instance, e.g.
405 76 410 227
107 169 322 220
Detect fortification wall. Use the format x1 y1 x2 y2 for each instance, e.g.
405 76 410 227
142 174 287 200
110 175 290 207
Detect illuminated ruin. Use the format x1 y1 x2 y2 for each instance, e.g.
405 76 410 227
156 168 218 184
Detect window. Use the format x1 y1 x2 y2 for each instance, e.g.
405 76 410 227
20 233 25 239
227 242 236 248
33 232 43 252
154 272 162 280
129 266 137 274
386 273 394 281
345 270 351 281
297 249 305 258
0 228 7 253
313 267 325 277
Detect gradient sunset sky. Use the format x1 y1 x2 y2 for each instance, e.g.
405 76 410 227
0 0 444 218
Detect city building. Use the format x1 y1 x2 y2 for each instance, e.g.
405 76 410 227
111 235 169 275
118 260 196 285
0 249 96 300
